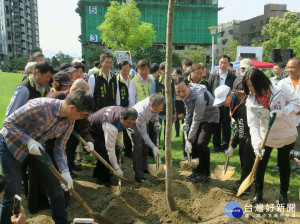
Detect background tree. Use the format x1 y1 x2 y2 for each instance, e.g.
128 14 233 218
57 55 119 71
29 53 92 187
98 0 156 56
261 12 300 61
83 43 105 70
290 36 300 59
50 52 73 68
180 45 208 63
165 0 176 211
223 39 239 62
1 55 29 72
30 47 43 54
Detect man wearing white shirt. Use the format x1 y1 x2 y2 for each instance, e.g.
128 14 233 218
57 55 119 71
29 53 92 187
207 55 236 153
132 94 164 183
88 52 117 111
278 58 300 173
116 61 133 158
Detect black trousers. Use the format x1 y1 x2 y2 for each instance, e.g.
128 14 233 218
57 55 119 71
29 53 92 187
123 129 132 157
193 122 216 176
239 138 255 182
255 142 295 194
213 106 231 148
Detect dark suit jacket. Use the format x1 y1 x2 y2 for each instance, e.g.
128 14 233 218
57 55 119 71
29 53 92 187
207 70 236 96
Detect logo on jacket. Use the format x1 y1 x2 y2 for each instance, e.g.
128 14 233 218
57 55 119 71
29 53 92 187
257 111 262 117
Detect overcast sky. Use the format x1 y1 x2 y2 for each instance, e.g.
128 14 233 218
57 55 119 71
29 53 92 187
37 0 300 59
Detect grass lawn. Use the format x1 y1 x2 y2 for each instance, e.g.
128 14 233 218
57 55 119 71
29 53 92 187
0 71 299 198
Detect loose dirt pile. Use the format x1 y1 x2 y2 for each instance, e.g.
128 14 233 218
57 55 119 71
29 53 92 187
26 158 300 224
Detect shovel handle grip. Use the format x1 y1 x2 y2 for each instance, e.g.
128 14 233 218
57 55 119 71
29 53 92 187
48 166 94 214
267 112 277 130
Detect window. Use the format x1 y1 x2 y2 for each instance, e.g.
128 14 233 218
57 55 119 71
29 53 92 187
6 6 9 14
260 20 263 26
175 45 184 50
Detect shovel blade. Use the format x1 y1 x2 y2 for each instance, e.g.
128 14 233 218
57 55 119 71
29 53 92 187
237 174 254 196
148 163 165 177
214 165 235 181
88 212 114 224
179 158 199 171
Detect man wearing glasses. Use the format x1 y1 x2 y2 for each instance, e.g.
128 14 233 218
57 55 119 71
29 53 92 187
0 89 94 224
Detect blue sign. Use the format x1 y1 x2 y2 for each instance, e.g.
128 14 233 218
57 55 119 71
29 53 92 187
225 201 243 218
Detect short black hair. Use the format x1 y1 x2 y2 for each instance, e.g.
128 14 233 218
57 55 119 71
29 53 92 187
174 76 189 86
34 62 55 75
121 107 138 120
118 60 130 70
136 59 150 70
274 63 283 68
242 68 271 96
182 59 193 67
159 62 166 71
219 55 230 62
150 63 159 74
0 174 7 193
94 61 100 67
100 52 113 62
65 89 94 113
173 68 182 76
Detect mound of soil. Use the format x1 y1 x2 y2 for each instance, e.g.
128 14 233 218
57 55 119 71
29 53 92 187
26 158 300 223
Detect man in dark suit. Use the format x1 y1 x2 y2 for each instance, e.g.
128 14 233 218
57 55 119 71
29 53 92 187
208 55 236 152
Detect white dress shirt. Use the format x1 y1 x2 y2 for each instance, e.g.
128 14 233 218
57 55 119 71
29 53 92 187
88 71 111 95
219 70 228 86
116 73 129 106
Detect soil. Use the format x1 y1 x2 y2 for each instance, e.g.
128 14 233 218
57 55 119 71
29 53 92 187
26 158 300 224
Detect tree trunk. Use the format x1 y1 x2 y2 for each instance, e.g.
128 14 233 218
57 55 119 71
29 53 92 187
164 0 176 211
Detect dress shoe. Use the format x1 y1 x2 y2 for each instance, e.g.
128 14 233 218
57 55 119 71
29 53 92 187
187 171 199 180
250 191 263 205
144 169 150 174
235 180 241 186
97 179 111 187
190 174 210 183
279 193 288 207
135 177 146 183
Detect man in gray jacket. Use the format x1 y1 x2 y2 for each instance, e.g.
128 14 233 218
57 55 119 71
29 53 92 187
132 94 164 183
174 77 219 183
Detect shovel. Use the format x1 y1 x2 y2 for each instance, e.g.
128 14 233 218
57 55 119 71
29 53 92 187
237 113 277 196
148 131 165 177
72 130 135 185
214 124 236 181
36 149 113 224
180 131 199 171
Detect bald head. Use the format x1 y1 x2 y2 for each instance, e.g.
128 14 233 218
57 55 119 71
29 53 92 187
70 79 89 92
286 58 300 80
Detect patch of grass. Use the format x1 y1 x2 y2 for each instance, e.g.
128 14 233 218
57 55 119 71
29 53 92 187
0 72 24 129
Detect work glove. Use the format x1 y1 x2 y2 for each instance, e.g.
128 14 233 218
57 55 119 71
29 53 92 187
185 140 192 154
116 141 125 150
154 121 162 133
115 167 123 177
83 142 94 152
270 110 284 119
61 170 73 191
225 146 234 157
26 139 42 156
152 146 161 158
182 123 190 133
254 147 265 159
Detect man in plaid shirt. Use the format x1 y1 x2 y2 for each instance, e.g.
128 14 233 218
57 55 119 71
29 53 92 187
0 89 94 224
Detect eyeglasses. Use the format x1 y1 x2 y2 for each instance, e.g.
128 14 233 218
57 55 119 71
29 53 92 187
77 110 89 119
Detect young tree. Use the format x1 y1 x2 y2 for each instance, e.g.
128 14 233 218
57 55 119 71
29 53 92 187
290 36 300 59
165 0 176 211
50 52 73 68
180 45 208 63
224 39 239 62
98 0 156 56
261 12 300 61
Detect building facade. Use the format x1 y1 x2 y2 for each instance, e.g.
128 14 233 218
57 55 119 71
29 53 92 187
0 0 39 63
239 4 300 46
216 20 240 59
76 0 219 55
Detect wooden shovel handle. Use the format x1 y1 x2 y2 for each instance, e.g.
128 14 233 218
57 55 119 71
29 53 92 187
49 166 94 214
184 133 192 162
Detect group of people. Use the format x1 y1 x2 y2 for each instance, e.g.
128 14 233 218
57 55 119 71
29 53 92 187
1 50 300 224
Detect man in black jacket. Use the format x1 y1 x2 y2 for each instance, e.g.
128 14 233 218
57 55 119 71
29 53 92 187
208 55 236 152
213 85 255 194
